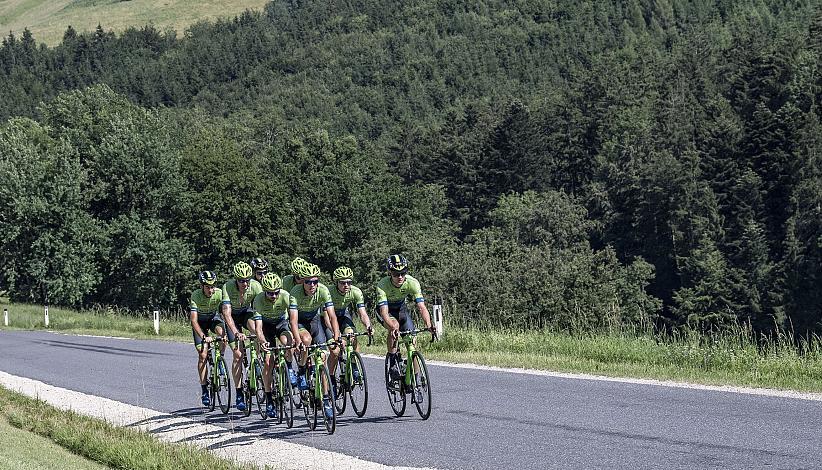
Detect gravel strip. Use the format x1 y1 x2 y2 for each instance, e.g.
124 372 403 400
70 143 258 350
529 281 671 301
0 370 434 470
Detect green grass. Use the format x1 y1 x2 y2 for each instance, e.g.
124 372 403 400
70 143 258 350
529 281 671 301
0 0 270 46
0 385 243 470
3 300 822 392
0 413 107 470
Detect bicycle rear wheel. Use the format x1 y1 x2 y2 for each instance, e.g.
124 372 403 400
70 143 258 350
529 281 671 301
411 352 432 420
349 351 368 418
333 357 347 416
216 356 232 414
384 354 406 417
254 359 266 419
320 364 336 435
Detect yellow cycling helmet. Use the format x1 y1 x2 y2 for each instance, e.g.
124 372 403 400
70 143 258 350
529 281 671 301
332 266 354 282
233 261 253 280
261 272 282 292
298 263 321 279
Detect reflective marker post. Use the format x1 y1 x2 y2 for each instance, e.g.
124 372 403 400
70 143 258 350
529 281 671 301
3 308 8 326
153 307 160 335
432 295 443 340
44 303 49 327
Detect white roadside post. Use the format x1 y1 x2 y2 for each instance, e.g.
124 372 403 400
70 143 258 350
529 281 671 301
153 307 160 335
432 295 443 340
44 303 49 327
3 307 7 326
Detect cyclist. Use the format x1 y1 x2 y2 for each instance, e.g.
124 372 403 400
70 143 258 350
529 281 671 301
375 254 435 381
328 266 373 385
221 261 262 412
189 270 233 407
288 263 341 420
249 257 270 284
282 257 307 294
252 272 295 418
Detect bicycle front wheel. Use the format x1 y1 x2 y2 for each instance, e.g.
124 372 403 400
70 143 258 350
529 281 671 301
384 354 406 417
215 356 232 415
254 359 266 419
411 352 432 420
320 364 336 435
333 358 347 416
348 351 368 418
278 365 295 428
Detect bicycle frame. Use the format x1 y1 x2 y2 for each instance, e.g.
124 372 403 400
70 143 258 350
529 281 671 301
397 329 429 388
339 331 372 384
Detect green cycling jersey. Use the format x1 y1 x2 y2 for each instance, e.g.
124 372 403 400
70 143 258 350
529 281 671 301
282 274 299 294
251 290 291 322
375 274 424 310
288 283 333 318
221 279 262 308
189 287 223 315
330 285 366 317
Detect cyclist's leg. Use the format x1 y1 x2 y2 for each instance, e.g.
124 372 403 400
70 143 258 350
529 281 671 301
376 306 400 354
261 320 277 393
230 311 248 394
193 318 210 387
309 315 330 395
275 318 296 384
325 322 339 376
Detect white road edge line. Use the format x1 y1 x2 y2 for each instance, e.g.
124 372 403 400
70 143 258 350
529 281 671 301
0 371 435 470
361 354 822 402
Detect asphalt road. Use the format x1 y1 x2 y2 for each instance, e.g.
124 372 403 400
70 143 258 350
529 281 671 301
1 330 820 469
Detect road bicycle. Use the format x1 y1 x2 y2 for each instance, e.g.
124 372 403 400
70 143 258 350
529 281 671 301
238 334 265 418
333 331 372 417
262 341 296 427
204 335 231 414
297 341 337 434
384 328 433 420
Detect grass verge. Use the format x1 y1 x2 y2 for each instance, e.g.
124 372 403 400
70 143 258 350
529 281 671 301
0 385 243 470
3 301 821 392
0 412 106 470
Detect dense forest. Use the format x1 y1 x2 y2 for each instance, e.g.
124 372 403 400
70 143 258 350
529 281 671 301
0 0 819 336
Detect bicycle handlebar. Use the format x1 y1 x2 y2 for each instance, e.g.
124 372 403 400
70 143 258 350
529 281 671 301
398 328 436 342
339 330 373 346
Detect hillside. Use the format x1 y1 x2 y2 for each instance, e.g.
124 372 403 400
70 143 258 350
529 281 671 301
0 0 268 45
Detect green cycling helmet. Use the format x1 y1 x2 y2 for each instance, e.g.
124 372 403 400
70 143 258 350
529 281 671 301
298 263 321 279
261 272 282 292
198 270 218 286
233 261 253 280
332 266 354 282
290 257 307 275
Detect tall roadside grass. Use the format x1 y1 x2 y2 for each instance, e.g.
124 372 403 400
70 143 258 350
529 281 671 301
0 301 191 340
3 301 821 392
0 386 243 470
390 321 822 392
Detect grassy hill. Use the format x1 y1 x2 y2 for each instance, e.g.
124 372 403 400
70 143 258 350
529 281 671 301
0 0 268 46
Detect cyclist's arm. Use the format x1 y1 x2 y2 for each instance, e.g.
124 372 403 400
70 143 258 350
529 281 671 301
254 318 266 345
190 309 207 341
288 308 302 348
221 303 241 337
356 305 372 330
375 284 392 326
324 305 340 340
417 300 433 329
